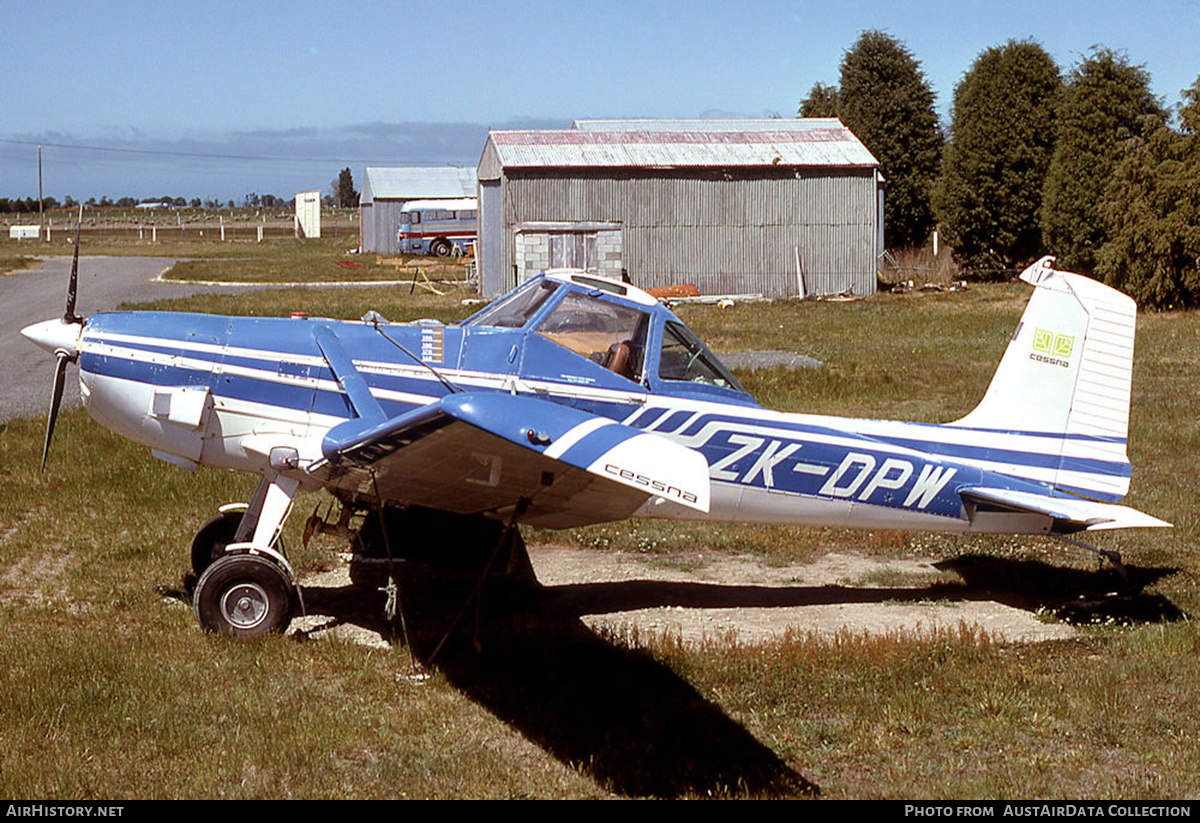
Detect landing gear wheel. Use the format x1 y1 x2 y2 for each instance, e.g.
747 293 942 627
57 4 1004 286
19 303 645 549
193 553 294 638
430 238 452 257
190 508 244 577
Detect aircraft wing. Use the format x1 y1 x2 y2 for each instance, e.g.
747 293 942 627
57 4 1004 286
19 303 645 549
960 487 1171 532
307 393 711 529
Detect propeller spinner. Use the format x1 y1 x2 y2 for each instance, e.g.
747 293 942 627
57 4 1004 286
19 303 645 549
21 208 86 471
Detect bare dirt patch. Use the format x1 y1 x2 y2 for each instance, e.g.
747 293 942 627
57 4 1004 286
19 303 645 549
0 551 77 608
528 545 1076 644
290 544 1076 648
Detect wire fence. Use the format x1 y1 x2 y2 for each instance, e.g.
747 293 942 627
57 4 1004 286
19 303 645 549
41 223 362 243
4 208 361 245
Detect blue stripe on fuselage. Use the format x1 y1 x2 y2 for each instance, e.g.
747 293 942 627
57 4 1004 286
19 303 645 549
81 352 214 390
636 408 1129 477
876 434 1130 479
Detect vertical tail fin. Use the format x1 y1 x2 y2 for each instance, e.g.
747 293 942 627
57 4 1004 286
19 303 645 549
950 256 1136 502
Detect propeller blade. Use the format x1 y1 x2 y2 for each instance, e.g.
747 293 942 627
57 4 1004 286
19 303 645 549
64 206 83 324
40 351 70 473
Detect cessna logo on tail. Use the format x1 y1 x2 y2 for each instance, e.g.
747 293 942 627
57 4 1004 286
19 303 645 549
1031 328 1074 368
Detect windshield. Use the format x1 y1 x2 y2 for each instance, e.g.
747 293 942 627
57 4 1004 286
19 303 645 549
464 279 559 328
536 291 649 381
658 320 746 392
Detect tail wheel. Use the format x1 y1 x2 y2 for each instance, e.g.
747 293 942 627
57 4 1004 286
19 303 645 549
430 238 452 257
193 553 294 638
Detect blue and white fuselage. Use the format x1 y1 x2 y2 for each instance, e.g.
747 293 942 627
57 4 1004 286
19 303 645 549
29 262 1168 541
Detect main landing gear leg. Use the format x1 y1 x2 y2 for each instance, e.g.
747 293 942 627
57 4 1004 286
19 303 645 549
192 472 303 638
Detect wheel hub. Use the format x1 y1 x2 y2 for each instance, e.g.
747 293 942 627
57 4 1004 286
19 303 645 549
220 582 270 629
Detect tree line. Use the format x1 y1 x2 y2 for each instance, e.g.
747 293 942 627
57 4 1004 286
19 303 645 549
0 194 292 212
801 31 1200 309
2 168 362 215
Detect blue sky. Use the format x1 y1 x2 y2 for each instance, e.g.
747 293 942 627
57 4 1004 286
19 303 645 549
2 0 1198 201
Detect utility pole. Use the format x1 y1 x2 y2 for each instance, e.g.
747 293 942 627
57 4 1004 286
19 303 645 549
38 145 45 242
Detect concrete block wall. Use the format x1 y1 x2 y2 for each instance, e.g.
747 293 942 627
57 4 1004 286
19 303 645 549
515 228 624 283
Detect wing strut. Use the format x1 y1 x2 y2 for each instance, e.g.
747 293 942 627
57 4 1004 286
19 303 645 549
314 327 386 424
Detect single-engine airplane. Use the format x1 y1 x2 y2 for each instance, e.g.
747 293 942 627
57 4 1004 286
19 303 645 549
22 251 1170 637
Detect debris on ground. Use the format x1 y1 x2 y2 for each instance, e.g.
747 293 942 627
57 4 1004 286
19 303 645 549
646 283 701 299
891 280 970 294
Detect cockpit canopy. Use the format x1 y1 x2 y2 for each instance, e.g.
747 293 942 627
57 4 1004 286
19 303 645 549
464 270 750 401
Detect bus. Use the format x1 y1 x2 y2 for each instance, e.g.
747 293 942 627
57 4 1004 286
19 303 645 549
397 198 477 256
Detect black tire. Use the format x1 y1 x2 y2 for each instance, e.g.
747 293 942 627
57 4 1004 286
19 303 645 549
190 508 245 576
430 238 452 257
193 554 294 638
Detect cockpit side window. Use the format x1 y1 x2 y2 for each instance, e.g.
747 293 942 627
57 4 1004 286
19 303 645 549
464 279 559 328
658 320 746 392
535 291 649 382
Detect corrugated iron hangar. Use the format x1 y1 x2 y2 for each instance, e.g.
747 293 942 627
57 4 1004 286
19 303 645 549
476 119 882 298
359 167 477 254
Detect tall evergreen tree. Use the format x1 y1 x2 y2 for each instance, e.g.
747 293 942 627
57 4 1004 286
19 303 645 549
798 81 839 118
1042 48 1166 272
835 31 942 248
1096 76 1200 308
934 40 1061 275
333 167 359 209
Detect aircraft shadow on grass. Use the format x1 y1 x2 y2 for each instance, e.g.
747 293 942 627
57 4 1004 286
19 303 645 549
281 551 1181 798
295 560 818 799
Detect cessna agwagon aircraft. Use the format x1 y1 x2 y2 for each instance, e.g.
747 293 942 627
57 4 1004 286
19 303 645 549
22 251 1168 637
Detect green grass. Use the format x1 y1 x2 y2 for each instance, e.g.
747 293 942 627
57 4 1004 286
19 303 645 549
0 230 469 284
1 207 361 259
0 253 43 277
121 284 473 325
2 254 1198 798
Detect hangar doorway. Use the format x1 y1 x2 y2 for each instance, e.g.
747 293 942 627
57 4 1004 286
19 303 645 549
513 222 623 284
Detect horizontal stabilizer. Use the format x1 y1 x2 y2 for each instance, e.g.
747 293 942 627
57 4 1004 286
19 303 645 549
310 393 710 528
960 486 1171 532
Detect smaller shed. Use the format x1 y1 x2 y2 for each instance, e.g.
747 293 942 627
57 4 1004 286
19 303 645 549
359 167 477 254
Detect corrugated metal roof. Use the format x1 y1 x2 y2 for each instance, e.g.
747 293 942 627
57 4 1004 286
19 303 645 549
572 117 844 132
361 167 476 203
485 121 877 170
